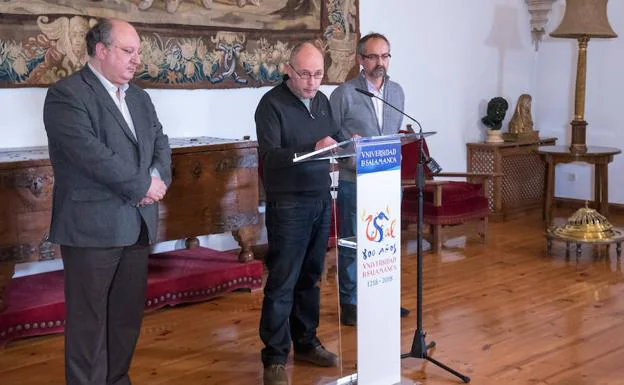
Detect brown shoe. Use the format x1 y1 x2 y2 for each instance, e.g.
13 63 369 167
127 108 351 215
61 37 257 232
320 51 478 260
294 345 338 367
263 364 288 385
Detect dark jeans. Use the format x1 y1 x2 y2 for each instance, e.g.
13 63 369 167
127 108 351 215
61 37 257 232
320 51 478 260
337 180 357 305
260 199 331 367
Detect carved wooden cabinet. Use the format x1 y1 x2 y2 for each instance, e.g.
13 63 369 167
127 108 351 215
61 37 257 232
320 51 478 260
467 138 556 221
0 137 259 311
160 137 259 253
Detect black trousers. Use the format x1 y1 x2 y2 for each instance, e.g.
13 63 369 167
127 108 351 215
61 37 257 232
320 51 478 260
61 224 149 385
260 199 331 366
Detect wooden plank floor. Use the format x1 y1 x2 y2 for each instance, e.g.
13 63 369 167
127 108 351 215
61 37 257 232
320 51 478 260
2 210 624 384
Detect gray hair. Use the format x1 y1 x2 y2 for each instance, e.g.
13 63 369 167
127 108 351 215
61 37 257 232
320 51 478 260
85 18 114 57
357 33 391 56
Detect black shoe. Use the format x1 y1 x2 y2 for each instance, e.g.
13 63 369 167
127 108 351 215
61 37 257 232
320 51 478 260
294 345 338 367
340 304 357 326
400 307 410 317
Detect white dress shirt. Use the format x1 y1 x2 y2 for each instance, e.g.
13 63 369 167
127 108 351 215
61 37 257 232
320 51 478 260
365 77 385 130
87 64 161 179
88 63 136 140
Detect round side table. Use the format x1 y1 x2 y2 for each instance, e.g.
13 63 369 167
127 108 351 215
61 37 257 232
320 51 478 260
537 146 621 227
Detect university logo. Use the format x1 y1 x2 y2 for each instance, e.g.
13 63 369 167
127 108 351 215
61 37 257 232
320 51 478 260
361 207 397 243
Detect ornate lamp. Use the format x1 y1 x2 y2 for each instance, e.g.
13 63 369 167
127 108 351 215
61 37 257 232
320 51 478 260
549 0 617 153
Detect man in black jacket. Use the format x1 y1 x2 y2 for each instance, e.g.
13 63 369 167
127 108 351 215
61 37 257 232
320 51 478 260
255 41 345 385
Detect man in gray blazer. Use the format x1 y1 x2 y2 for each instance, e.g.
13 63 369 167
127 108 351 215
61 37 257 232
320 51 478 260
330 32 407 326
43 18 171 385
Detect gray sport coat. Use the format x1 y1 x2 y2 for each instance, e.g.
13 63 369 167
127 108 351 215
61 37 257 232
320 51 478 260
43 66 171 247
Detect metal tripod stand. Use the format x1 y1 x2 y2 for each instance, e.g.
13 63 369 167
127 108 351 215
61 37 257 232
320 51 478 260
400 132 470 383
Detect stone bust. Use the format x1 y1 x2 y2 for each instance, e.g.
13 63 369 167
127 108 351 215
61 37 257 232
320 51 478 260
481 97 509 130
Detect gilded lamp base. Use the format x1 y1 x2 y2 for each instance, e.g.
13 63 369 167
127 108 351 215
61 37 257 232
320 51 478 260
570 120 588 154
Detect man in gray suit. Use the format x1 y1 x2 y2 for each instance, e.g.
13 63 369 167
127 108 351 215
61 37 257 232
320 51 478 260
43 18 171 385
330 32 407 326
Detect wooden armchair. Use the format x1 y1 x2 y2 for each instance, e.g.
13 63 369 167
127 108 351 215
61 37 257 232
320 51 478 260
401 138 498 253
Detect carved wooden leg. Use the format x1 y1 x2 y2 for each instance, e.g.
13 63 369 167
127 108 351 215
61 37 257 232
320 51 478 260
232 225 258 262
546 238 552 255
600 164 609 218
544 159 554 226
478 217 488 243
431 224 442 254
185 237 200 249
0 261 15 313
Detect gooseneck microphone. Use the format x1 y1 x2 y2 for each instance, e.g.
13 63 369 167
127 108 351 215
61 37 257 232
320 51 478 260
355 88 441 174
355 88 423 132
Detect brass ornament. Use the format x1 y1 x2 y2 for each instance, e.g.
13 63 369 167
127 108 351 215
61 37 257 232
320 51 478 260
548 205 624 243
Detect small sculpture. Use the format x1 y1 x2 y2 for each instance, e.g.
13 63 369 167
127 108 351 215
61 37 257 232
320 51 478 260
505 94 539 141
482 97 508 143
481 97 509 130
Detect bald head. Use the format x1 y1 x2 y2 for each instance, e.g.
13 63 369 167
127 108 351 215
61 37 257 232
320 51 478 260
286 41 325 99
110 19 137 38
289 41 324 67
86 18 141 87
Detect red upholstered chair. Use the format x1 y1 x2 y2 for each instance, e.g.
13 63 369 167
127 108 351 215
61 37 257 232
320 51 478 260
401 138 494 253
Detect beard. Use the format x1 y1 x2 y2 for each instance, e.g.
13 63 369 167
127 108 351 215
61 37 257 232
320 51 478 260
367 65 387 79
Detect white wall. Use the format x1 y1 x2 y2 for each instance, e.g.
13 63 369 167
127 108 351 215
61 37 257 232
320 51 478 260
2 0 539 275
360 0 537 172
535 0 624 203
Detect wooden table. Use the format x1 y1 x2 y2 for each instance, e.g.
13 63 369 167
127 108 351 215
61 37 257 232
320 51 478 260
0 137 260 312
467 138 556 221
537 145 621 226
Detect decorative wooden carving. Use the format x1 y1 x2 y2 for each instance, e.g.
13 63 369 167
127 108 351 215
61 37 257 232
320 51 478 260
0 137 260 313
467 137 556 221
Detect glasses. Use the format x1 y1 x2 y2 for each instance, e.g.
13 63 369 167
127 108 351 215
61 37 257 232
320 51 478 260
360 53 392 61
290 65 324 80
106 43 141 58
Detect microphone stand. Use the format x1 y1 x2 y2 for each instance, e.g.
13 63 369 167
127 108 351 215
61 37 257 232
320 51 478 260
399 127 470 383
355 88 470 382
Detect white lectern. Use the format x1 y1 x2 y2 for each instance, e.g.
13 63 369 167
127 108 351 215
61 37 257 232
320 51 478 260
294 132 429 385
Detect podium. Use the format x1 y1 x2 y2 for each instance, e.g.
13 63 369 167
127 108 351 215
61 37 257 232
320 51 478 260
294 132 431 385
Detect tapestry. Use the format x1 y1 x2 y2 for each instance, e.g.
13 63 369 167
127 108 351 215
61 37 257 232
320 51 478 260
0 0 359 89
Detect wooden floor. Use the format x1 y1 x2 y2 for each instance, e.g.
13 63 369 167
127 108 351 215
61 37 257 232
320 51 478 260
2 210 624 384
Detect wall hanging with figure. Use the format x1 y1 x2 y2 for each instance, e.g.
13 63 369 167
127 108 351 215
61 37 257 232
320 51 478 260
0 0 359 89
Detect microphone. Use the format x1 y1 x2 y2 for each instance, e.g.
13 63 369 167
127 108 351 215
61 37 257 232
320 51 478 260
355 88 423 132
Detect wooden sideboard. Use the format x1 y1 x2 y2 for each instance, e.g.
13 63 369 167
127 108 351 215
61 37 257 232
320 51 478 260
0 137 259 312
467 137 556 221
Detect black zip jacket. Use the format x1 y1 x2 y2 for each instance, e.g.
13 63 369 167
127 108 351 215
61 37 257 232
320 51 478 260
255 81 346 201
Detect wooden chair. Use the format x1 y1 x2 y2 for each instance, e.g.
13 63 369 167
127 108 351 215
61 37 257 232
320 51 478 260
401 138 498 253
